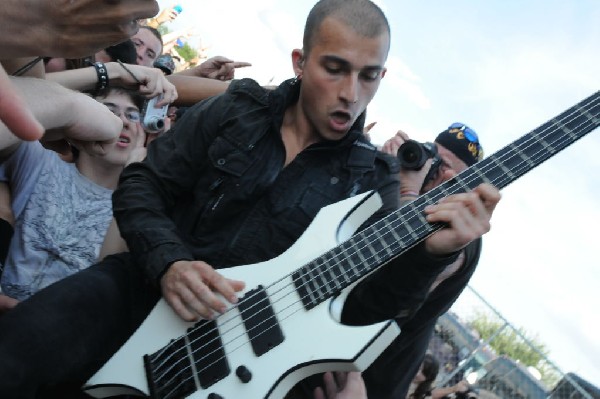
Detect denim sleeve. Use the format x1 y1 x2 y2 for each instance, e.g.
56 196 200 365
113 93 226 284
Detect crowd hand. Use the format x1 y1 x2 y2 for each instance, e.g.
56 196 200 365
454 380 470 394
161 260 246 321
2 76 121 155
155 4 181 25
21 0 160 58
424 183 501 255
125 120 147 166
313 372 367 399
111 63 178 106
162 27 196 47
0 294 19 315
0 64 44 141
381 130 430 196
363 121 376 141
195 56 252 81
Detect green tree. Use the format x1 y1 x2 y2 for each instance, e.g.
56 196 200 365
157 24 170 36
467 311 560 387
176 42 198 62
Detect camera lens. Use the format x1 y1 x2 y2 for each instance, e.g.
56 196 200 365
144 117 164 132
397 140 430 170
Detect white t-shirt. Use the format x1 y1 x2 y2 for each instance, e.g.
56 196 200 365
0 142 113 300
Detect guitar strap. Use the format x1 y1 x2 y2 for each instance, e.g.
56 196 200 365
345 137 399 197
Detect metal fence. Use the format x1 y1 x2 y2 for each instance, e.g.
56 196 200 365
427 285 599 399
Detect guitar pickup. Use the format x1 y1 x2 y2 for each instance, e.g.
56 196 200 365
238 285 285 356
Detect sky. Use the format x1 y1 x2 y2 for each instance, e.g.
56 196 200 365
158 0 600 386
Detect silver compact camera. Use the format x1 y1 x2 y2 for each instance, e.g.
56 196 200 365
142 95 168 133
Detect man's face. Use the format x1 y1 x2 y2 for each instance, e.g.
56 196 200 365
132 28 162 67
422 144 469 192
294 17 388 141
97 91 144 166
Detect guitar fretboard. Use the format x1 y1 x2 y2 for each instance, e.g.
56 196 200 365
294 90 600 309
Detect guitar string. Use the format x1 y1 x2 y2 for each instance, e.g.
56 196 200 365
150 94 600 395
151 93 600 394
152 94 600 396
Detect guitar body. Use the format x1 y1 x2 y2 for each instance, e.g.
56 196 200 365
85 89 600 399
85 191 401 399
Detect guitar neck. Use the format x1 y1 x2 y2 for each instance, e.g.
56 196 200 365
295 90 600 309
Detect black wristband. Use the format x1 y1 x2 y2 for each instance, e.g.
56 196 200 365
93 62 109 94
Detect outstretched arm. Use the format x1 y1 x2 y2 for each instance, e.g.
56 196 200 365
0 0 159 58
166 74 230 106
175 56 252 81
0 76 121 157
0 64 44 142
46 62 178 106
431 380 470 399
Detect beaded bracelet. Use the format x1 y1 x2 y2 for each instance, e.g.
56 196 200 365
93 62 109 94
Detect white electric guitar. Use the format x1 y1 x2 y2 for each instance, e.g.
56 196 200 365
84 91 599 399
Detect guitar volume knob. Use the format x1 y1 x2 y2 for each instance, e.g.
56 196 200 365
236 365 252 383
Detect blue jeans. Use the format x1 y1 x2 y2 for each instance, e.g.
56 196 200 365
0 253 159 398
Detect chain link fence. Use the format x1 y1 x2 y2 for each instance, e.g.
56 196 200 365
427 286 599 399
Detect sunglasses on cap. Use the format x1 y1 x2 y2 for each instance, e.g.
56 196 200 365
448 122 479 144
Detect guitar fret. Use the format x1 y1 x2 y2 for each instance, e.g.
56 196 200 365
509 142 535 168
453 173 474 192
324 257 342 292
344 239 361 279
311 265 327 302
354 240 370 274
345 255 359 279
334 248 352 285
377 234 391 257
530 128 556 155
434 184 451 201
365 241 382 264
553 117 579 141
297 272 315 304
397 211 419 241
388 217 405 248
415 209 428 227
304 266 321 304
577 103 600 125
491 156 516 181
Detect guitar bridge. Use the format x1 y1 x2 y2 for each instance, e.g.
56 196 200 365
144 319 231 398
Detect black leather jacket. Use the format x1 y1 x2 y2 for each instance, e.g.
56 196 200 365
113 77 458 325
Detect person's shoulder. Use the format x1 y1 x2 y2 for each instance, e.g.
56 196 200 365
226 78 270 105
2 141 56 172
